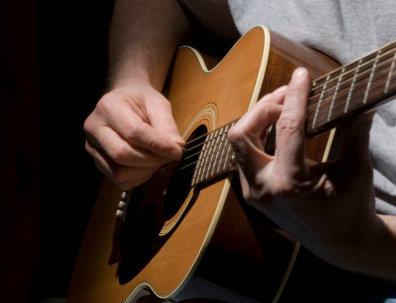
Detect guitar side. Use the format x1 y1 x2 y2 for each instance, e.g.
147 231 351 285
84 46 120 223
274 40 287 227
66 26 339 303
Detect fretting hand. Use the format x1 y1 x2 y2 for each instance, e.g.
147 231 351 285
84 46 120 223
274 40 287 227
228 67 383 272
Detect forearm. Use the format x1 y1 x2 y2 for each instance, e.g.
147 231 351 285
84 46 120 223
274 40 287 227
108 0 190 90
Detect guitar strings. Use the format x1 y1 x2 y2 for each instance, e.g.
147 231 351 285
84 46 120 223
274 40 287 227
159 135 220 172
157 44 396 188
176 45 396 157
166 59 396 183
153 131 230 185
158 150 233 188
156 127 237 186
311 44 396 95
309 65 390 112
157 128 225 172
308 40 396 96
308 54 396 113
182 120 237 152
307 45 396 115
180 45 396 150
307 63 396 131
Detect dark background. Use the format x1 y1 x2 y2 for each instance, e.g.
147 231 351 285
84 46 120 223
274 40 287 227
3 1 396 303
1 0 115 301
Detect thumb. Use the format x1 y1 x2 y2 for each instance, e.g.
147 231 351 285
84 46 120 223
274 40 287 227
147 91 185 149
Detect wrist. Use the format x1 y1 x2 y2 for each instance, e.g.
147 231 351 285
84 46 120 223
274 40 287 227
108 64 159 91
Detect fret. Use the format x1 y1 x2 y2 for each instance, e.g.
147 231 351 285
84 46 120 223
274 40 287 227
311 74 330 129
328 67 345 122
326 64 357 122
192 142 203 186
363 50 381 104
191 152 203 186
191 122 237 187
202 132 215 182
191 138 201 186
345 59 362 114
212 127 224 176
223 140 232 171
195 132 211 184
209 131 220 180
195 140 205 184
217 127 227 174
385 52 396 94
204 133 214 181
219 123 232 172
223 138 234 171
305 42 396 138
210 129 222 178
227 122 236 170
307 68 343 132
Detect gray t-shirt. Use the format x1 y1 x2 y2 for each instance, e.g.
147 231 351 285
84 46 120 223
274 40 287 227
180 0 396 215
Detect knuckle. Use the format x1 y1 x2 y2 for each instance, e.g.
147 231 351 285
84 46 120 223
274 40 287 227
245 184 271 206
276 116 301 136
243 178 267 202
228 126 246 145
268 174 294 196
271 183 290 196
108 144 129 163
83 114 95 135
123 122 144 144
96 94 113 113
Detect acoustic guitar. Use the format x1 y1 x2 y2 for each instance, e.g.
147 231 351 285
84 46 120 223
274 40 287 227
66 26 396 302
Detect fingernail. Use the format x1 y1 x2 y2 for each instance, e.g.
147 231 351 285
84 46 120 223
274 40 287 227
292 67 308 79
170 133 185 146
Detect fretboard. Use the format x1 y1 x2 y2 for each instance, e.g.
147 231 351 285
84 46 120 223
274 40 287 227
191 41 396 187
191 121 237 187
306 40 396 136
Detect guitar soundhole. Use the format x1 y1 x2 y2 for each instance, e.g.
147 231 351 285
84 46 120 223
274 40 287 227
162 125 207 221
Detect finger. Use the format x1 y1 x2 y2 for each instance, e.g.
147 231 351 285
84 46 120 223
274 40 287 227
228 99 284 184
86 125 164 167
85 139 158 190
96 94 183 160
147 90 185 144
257 85 288 105
237 166 252 201
230 85 287 142
274 67 311 180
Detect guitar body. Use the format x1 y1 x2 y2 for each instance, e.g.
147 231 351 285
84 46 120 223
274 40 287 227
66 26 339 303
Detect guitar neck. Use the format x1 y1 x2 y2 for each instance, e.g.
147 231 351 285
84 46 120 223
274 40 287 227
306 40 396 137
191 121 237 187
191 41 396 188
